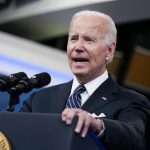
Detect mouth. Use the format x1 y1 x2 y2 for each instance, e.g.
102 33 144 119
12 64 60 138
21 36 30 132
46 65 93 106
73 58 89 63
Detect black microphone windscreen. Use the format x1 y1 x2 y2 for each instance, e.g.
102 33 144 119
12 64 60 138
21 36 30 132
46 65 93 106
9 72 27 79
0 72 28 91
31 72 51 88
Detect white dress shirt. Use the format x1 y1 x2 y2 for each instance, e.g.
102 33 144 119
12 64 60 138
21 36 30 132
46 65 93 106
71 70 109 106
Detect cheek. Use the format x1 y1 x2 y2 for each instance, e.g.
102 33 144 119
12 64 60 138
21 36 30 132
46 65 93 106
67 42 74 54
67 46 73 66
67 45 72 57
92 48 107 63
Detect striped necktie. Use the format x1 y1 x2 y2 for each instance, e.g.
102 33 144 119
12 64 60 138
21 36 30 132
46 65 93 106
66 85 86 108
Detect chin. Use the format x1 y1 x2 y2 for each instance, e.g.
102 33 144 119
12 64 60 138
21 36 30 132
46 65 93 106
73 70 88 77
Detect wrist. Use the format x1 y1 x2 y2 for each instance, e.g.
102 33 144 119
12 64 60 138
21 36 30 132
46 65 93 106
94 119 105 137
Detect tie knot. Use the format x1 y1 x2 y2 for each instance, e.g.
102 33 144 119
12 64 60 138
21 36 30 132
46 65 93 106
73 85 86 95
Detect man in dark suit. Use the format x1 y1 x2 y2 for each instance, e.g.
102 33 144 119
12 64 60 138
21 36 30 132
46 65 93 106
21 10 150 150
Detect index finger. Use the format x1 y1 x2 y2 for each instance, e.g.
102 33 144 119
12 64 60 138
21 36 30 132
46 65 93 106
61 108 79 125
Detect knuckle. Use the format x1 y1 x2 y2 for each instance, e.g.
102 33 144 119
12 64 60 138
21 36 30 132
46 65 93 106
84 122 90 128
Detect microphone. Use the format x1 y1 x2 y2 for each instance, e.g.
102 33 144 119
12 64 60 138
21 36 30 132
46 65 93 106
0 72 28 92
10 72 51 95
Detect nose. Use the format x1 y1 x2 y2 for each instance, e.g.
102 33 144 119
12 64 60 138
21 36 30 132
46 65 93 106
74 39 84 52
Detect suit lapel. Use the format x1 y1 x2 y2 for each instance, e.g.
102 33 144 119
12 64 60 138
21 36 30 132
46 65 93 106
50 81 72 113
81 76 121 113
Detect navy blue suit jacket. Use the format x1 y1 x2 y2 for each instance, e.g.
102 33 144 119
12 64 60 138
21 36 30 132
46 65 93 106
21 76 150 150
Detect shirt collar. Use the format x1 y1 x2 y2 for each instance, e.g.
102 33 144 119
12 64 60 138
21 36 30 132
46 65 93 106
71 70 109 96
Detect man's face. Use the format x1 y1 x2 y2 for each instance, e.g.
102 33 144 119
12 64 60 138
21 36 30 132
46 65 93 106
67 15 115 83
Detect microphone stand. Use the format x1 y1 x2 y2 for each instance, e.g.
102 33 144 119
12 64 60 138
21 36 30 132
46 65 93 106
7 89 20 112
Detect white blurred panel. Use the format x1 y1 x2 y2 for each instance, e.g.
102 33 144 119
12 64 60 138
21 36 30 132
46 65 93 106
0 32 72 85
0 0 115 23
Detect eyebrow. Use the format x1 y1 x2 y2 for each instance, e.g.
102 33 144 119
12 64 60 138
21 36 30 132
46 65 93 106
69 33 99 38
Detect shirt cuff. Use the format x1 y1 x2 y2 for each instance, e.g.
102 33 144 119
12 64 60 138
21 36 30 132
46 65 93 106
96 119 105 137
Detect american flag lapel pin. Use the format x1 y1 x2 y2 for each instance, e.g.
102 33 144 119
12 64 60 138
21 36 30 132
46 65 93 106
101 96 107 101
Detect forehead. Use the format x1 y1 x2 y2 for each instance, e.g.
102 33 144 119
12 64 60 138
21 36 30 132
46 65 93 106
69 15 107 35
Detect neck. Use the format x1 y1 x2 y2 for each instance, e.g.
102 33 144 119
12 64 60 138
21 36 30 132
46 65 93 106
75 70 108 84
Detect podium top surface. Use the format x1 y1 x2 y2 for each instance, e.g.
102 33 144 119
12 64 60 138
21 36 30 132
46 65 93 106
0 112 100 150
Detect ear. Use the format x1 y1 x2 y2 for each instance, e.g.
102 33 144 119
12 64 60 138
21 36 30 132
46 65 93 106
105 42 116 63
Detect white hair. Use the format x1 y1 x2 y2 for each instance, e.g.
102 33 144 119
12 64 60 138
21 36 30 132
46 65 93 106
71 10 117 46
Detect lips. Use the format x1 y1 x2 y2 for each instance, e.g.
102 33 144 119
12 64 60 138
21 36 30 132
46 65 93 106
73 57 89 63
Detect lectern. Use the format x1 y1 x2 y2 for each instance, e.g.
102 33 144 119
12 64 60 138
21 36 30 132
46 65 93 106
0 112 104 150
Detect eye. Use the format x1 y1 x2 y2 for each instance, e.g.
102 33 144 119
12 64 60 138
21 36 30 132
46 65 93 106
85 37 94 43
69 36 78 42
86 38 92 41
